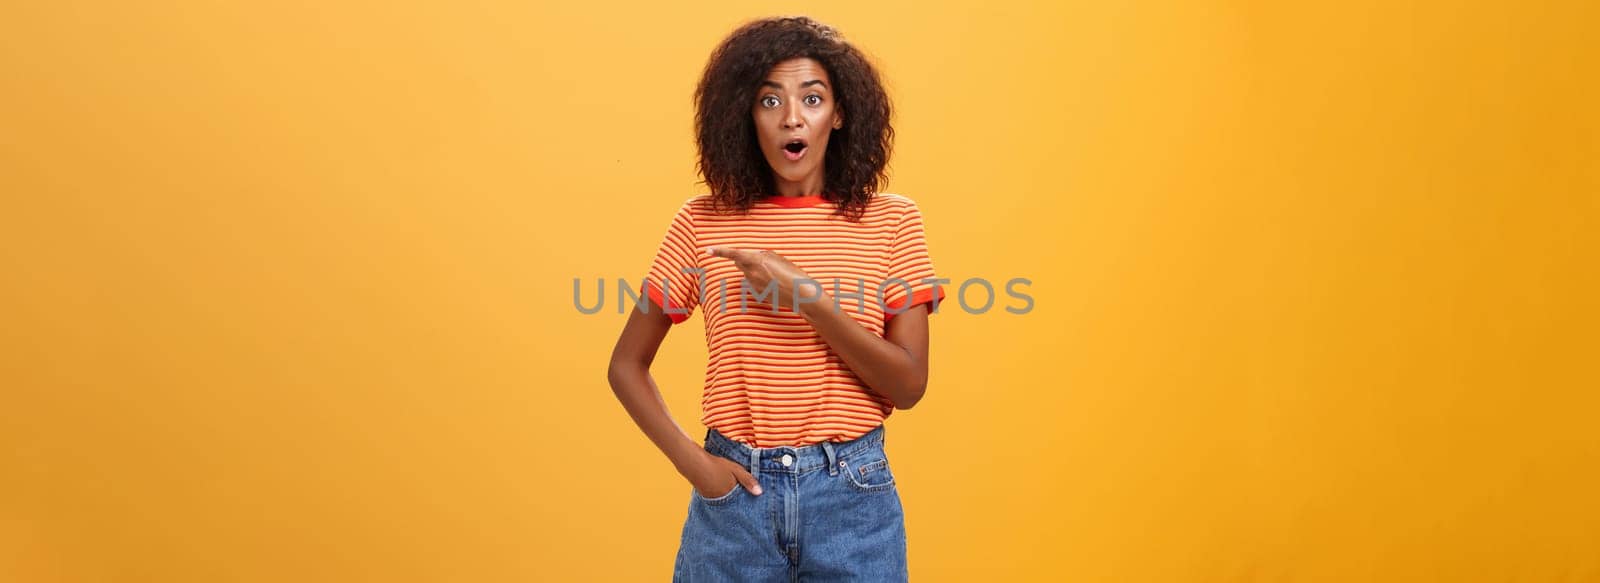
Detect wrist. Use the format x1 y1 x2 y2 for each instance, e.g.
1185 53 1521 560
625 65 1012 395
670 446 712 475
797 290 834 323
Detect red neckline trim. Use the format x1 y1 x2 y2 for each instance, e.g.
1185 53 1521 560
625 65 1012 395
760 194 829 207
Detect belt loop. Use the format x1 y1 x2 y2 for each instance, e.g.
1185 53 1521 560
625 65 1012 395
748 444 760 477
822 440 838 476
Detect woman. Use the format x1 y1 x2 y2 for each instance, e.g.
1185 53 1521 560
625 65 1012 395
607 15 945 581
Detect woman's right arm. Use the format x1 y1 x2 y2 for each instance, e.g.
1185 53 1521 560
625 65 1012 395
607 303 763 496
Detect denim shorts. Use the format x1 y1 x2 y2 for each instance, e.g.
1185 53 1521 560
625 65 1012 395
672 423 908 582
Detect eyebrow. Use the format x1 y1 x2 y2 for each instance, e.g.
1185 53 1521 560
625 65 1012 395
760 79 828 91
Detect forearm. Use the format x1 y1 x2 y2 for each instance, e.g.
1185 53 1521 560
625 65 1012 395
606 361 707 474
797 292 927 408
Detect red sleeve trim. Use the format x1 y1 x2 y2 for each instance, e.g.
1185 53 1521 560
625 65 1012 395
884 286 946 321
645 281 692 324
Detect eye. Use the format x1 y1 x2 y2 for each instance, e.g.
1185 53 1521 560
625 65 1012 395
804 94 822 106
761 95 779 108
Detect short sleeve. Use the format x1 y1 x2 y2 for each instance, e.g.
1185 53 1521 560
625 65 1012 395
642 200 701 324
881 199 947 320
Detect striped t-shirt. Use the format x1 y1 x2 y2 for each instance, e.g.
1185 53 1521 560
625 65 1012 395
642 192 946 448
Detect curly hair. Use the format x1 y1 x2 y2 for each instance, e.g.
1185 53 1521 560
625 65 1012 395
693 16 893 222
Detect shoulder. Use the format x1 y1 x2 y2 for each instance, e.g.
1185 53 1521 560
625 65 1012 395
869 192 927 216
869 192 918 210
662 194 713 220
867 193 927 225
679 193 718 215
676 193 710 210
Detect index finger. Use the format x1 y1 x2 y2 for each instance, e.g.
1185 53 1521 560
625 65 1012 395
706 246 748 261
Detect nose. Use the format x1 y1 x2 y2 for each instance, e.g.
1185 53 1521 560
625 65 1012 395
782 102 804 129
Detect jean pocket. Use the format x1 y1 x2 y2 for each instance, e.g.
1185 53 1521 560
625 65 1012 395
692 481 744 506
841 456 896 492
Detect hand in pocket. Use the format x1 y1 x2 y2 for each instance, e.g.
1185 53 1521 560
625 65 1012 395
684 450 763 498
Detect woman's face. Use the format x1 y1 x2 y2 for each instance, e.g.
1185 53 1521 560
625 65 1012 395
752 57 843 192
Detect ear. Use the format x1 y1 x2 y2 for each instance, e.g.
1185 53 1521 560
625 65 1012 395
832 113 844 130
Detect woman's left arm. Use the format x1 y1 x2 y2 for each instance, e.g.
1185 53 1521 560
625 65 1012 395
707 246 931 409
799 296 930 410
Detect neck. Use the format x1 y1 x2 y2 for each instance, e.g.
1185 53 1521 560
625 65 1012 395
773 170 825 197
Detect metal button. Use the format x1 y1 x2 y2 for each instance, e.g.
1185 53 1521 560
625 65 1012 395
780 454 793 467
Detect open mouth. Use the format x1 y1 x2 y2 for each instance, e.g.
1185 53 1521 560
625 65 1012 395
782 138 808 161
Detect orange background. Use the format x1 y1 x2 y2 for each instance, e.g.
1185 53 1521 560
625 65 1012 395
3 1 1597 581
